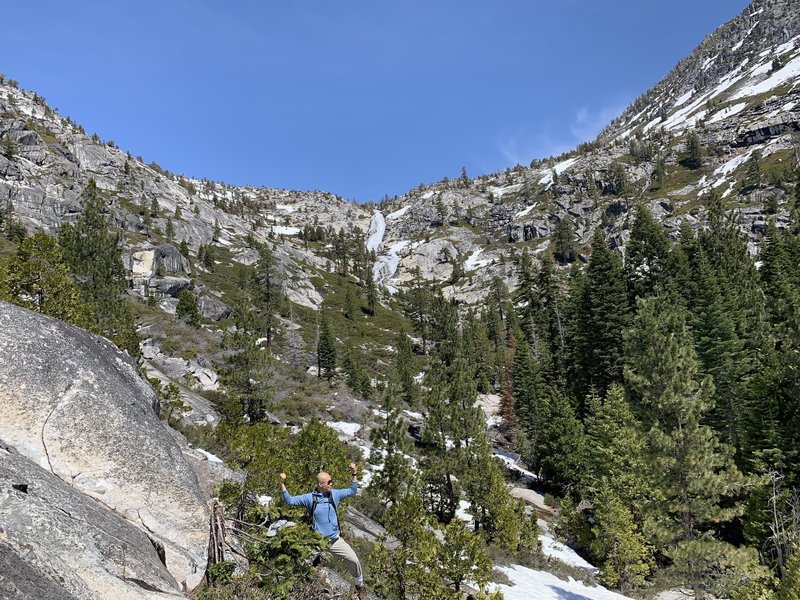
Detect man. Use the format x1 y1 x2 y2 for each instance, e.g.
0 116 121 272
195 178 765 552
280 462 366 599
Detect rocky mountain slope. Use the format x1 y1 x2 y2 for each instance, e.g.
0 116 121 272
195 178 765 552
0 301 212 597
1 2 799 596
1 3 798 313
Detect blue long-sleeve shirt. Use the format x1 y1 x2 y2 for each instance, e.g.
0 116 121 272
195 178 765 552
282 480 358 539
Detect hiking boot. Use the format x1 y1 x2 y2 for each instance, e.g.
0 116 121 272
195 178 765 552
355 584 367 600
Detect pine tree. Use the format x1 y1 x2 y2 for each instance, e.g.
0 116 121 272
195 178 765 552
624 295 749 594
316 309 336 380
779 549 800 600
609 162 629 195
743 150 764 192
59 179 139 356
514 249 548 367
624 203 674 304
370 488 445 600
165 217 174 240
683 130 703 169
369 382 414 506
176 289 200 327
589 482 654 591
343 285 357 320
438 520 494 595
537 253 567 383
420 359 460 523
511 339 547 457
568 228 629 412
552 218 579 264
0 232 95 329
254 243 284 347
583 385 653 513
406 268 432 352
220 302 272 424
536 388 587 493
461 311 493 393
393 328 418 405
365 266 378 316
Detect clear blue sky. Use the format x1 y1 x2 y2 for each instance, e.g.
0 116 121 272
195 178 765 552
2 1 751 202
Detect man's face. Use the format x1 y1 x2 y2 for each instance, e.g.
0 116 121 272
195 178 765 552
316 472 333 493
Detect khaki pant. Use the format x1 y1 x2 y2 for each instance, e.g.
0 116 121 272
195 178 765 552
329 537 363 585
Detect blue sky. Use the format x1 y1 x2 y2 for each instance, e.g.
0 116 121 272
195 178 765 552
2 1 751 202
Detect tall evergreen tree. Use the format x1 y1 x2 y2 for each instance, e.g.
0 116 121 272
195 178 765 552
624 295 749 594
552 218 579 264
369 382 415 506
316 309 336 381
568 228 629 412
624 203 674 304
59 179 138 356
176 289 200 327
220 302 273 424
0 231 95 330
254 242 284 347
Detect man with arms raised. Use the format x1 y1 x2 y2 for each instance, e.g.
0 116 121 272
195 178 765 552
280 463 366 599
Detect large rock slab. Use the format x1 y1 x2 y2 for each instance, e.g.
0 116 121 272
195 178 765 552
0 301 209 589
0 444 183 599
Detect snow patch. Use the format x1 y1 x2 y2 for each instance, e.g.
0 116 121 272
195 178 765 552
515 204 536 219
672 89 694 108
272 225 300 235
327 421 362 438
276 204 296 212
196 449 224 463
707 102 748 124
488 183 524 198
386 205 412 220
540 535 599 573
538 157 578 186
491 563 632 600
731 53 800 101
455 500 473 524
464 248 492 272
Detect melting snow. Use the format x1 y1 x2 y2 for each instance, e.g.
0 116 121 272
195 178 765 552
402 410 424 420
707 102 748 124
515 204 536 219
276 204 296 212
538 157 578 186
455 500 473 524
488 183 524 198
494 447 538 482
386 205 412 220
272 225 300 235
711 147 759 188
421 190 435 200
464 248 492 272
672 89 695 108
702 55 718 71
491 564 632 600
196 449 223 463
327 421 361 438
731 53 800 101
539 535 598 573
730 21 759 53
